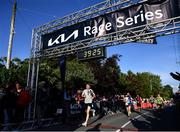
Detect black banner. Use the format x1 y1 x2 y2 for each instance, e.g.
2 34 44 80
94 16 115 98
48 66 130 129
42 0 179 49
59 55 66 92
144 0 180 24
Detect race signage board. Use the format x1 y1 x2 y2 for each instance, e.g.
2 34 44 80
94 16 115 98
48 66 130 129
42 0 179 50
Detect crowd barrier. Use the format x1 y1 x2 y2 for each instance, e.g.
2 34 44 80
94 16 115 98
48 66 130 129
133 102 157 110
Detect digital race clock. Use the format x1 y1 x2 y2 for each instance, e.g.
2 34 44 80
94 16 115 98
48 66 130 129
77 47 106 61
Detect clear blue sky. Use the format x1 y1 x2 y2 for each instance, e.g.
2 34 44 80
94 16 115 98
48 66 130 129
0 0 180 92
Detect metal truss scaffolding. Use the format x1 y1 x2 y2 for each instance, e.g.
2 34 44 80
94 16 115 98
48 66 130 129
26 0 180 122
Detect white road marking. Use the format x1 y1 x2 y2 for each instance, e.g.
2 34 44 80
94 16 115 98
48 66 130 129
116 129 120 132
121 111 149 128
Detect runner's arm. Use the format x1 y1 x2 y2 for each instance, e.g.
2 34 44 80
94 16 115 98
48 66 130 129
91 90 96 99
81 90 85 98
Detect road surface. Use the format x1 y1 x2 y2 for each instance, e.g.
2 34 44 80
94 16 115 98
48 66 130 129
35 106 180 131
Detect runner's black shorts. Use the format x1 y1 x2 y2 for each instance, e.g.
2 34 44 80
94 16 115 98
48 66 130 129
85 103 92 109
125 103 132 107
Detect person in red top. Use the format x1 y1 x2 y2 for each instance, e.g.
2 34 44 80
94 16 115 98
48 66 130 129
75 90 84 104
136 95 142 112
15 82 32 122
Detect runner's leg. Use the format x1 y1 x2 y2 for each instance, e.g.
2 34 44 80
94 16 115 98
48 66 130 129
82 105 91 126
85 106 91 123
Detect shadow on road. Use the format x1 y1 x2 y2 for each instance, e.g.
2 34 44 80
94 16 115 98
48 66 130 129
86 123 101 131
33 114 105 131
130 106 180 131
88 114 105 125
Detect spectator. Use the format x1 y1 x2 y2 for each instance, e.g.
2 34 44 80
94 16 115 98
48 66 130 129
100 96 108 115
149 95 155 109
1 85 16 124
119 95 125 113
0 90 4 124
15 82 32 122
136 95 142 112
155 94 164 109
74 89 84 119
174 91 180 114
75 90 83 105
36 83 49 124
62 88 74 123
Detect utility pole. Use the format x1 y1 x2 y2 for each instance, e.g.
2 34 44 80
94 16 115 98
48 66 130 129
6 0 17 69
150 79 152 91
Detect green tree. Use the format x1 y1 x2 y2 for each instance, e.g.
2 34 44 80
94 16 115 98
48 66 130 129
118 71 163 98
161 85 174 99
38 58 96 90
125 70 138 96
39 58 60 89
0 57 7 66
88 54 121 94
0 67 10 89
119 72 128 94
66 59 96 89
0 57 29 89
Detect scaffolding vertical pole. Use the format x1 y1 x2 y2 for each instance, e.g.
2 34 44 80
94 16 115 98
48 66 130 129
27 30 35 89
26 29 36 120
33 60 40 120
